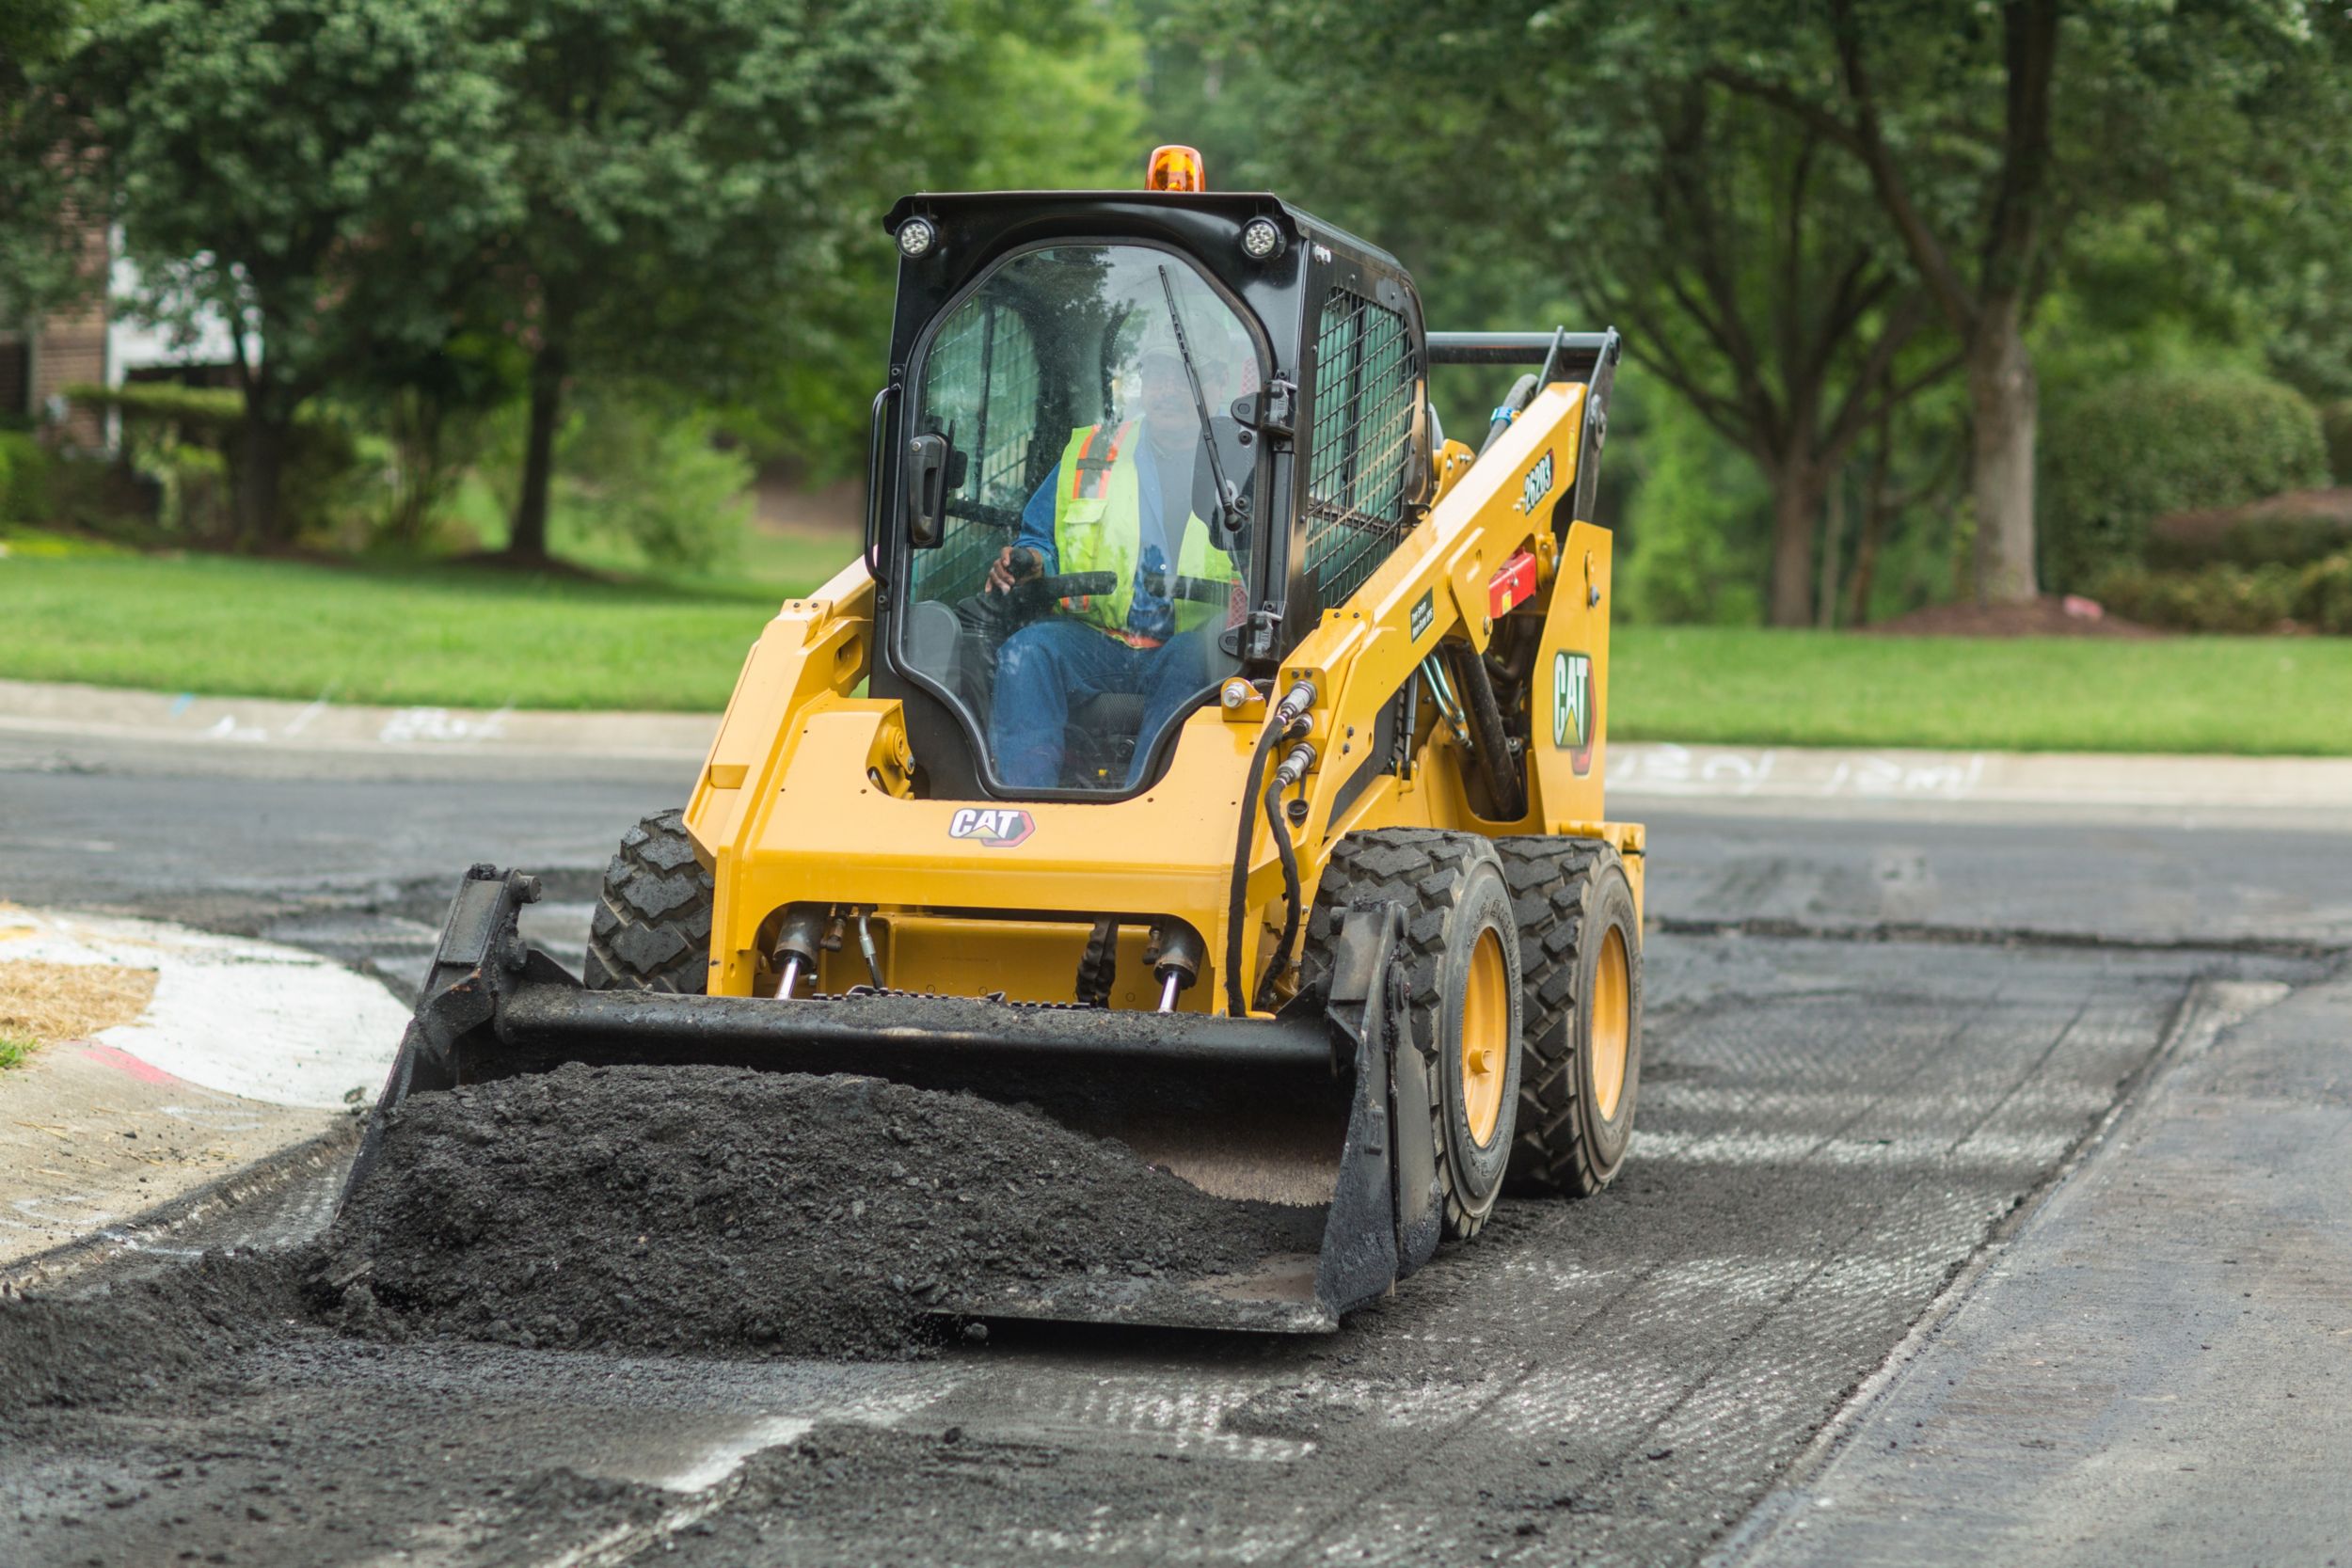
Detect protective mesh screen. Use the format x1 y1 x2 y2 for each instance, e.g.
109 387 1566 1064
1301 289 1416 616
919 299 1043 599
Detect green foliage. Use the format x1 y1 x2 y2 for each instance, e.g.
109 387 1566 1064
2096 552 2352 635
2146 501 2352 572
2093 562 2299 634
1616 397 1770 626
0 432 53 524
64 384 365 544
474 391 754 574
733 0 1146 480
464 0 940 389
2042 370 2328 590
0 0 95 322
75 0 514 540
2299 553 2352 634
2323 401 2352 486
73 383 242 431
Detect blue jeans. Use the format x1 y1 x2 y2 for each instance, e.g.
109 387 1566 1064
989 618 1217 789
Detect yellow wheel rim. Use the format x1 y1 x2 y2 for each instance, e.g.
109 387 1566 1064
1592 925 1631 1121
1460 927 1509 1148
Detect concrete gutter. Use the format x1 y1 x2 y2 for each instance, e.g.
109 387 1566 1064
2 676 2348 811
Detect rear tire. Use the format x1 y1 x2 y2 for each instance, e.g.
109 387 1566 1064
1497 838 1642 1196
582 809 713 995
1301 829 1522 1241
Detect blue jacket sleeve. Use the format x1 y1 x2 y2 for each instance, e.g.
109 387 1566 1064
1015 469 1058 575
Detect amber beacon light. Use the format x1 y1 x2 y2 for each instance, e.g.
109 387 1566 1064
1146 144 1206 192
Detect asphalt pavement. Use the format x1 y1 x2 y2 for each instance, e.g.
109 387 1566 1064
1 715 2347 1566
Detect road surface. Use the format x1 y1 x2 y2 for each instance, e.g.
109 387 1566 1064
1 721 2344 1566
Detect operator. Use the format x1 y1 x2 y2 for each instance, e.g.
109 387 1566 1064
985 341 1242 789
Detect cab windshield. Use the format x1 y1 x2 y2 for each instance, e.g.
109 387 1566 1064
899 243 1261 796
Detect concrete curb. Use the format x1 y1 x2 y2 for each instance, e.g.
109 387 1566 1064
0 676 717 760
3 675 2347 810
1604 739 2352 813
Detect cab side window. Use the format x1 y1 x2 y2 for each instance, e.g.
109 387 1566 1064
1300 288 1417 620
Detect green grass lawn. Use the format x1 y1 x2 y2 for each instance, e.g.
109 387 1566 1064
1611 626 2352 755
3 545 2348 750
0 541 851 711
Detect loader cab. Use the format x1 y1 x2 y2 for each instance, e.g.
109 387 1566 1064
871 185 1434 802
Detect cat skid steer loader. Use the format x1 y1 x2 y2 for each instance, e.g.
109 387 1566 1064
353 150 1645 1333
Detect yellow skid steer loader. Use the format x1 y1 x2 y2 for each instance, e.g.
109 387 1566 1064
351 149 1646 1333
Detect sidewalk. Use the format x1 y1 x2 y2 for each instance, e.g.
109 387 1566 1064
4 675 2349 810
0 908 407 1274
1719 975 2352 1566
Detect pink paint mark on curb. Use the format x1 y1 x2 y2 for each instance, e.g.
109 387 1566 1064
80 1041 183 1086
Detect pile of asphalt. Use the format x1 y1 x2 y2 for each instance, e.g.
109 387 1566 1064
312 1064 1320 1360
0 1251 299 1416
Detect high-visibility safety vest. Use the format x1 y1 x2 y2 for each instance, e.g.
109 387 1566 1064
1051 421 1238 639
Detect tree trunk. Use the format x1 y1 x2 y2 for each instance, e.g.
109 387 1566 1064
1966 295 2039 605
1847 421 1894 626
233 403 291 551
1768 464 1823 627
1816 476 1844 629
509 340 567 561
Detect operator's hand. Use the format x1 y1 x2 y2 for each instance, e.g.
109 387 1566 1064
987 546 1040 594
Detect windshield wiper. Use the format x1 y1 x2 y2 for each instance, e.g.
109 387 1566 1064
1156 265 1243 546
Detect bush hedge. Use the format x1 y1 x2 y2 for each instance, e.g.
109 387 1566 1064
2042 370 2328 590
2323 400 2352 487
62 383 362 545
2144 492 2352 571
2096 552 2352 634
0 431 51 523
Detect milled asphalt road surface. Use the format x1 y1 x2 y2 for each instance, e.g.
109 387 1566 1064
2 721 2346 1565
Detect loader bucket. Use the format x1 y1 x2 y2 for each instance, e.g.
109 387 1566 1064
344 866 1443 1333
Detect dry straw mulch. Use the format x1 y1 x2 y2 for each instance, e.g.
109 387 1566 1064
0 960 161 1056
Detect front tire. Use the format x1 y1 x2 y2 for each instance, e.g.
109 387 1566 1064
582 809 713 995
1498 838 1643 1196
1302 829 1523 1240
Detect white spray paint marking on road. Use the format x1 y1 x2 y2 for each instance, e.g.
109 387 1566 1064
1610 743 1991 800
377 705 516 745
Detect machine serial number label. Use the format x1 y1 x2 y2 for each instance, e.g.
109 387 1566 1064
948 807 1035 847
1409 590 1435 641
1521 450 1555 515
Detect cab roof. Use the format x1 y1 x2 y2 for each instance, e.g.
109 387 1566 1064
881 190 1406 280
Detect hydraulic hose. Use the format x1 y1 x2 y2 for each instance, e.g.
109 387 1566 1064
1223 682 1316 1017
1446 641 1528 822
1253 739 1317 1013
1478 373 1539 456
1224 721 1286 1017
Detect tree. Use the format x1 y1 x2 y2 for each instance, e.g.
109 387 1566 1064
72 0 509 544
457 0 943 561
1168 2 1958 625
0 1 95 330
728 0 1147 483
1705 0 2343 606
